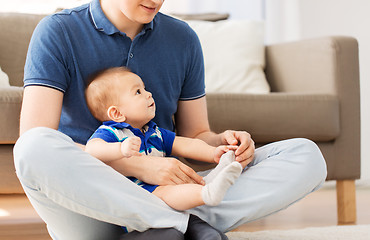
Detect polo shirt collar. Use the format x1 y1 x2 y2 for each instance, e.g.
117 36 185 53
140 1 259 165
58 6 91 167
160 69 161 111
89 0 154 36
103 120 157 133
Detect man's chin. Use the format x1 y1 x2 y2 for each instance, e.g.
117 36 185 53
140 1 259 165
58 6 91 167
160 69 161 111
136 12 158 24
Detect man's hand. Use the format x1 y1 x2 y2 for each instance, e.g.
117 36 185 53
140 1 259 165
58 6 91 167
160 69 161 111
139 157 205 186
221 130 255 168
107 155 205 186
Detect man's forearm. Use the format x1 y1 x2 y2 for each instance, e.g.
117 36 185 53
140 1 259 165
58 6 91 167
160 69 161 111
106 155 204 186
106 155 149 179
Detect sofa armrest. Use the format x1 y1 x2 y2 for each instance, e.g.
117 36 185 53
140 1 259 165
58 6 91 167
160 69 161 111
265 36 360 179
265 36 359 95
0 87 23 143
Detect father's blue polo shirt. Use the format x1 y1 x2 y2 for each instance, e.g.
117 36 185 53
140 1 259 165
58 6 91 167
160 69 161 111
24 0 205 144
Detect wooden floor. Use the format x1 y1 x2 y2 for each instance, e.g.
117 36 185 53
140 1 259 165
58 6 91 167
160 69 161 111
0 181 369 239
235 181 370 232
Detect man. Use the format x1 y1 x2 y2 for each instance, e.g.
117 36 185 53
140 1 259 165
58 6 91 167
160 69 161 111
14 0 327 239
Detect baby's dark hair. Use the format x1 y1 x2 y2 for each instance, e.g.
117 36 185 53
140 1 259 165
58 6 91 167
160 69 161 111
85 66 132 122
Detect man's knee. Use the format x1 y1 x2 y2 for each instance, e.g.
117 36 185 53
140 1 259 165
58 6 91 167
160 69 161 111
291 138 327 182
13 127 71 183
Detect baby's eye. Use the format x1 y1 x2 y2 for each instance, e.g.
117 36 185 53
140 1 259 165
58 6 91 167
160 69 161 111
136 89 141 95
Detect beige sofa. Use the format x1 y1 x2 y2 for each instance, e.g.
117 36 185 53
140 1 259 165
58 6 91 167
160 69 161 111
0 12 361 225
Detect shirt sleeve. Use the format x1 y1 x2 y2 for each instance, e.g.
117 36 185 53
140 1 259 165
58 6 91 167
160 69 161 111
159 127 176 156
178 26 206 101
89 126 120 143
23 15 71 92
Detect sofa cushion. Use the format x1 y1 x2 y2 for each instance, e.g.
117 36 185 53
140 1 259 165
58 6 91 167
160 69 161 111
206 93 340 143
0 13 46 87
0 87 23 143
0 67 10 87
186 20 270 94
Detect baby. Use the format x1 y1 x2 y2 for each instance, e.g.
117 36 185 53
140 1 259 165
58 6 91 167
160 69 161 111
85 67 243 211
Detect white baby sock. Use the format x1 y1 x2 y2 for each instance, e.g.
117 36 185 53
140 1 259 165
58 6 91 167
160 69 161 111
201 161 243 206
203 150 236 184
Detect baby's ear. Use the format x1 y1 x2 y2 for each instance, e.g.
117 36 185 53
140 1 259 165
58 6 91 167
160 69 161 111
107 106 126 122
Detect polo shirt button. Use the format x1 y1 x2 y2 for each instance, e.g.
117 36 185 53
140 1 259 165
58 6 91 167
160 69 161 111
148 148 152 153
129 53 134 58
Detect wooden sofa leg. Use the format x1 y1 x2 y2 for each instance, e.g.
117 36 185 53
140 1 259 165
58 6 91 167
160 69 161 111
336 180 357 225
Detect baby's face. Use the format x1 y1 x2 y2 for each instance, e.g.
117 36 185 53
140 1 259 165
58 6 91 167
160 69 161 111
116 72 156 128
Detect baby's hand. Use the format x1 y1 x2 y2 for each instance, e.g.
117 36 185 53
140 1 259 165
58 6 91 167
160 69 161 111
121 136 142 158
214 145 238 163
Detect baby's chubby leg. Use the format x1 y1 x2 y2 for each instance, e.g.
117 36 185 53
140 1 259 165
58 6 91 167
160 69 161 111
153 184 204 211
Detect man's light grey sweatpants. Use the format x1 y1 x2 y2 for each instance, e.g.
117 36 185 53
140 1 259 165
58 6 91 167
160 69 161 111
13 127 327 240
